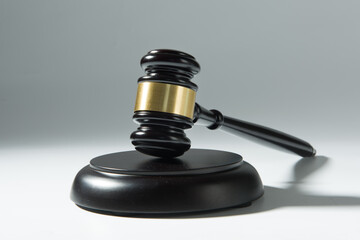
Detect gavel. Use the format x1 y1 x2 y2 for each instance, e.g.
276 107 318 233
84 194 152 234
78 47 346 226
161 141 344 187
71 49 315 215
131 49 316 158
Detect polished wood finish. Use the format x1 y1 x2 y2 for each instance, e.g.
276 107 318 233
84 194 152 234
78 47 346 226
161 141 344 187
71 149 264 215
131 49 316 158
194 104 316 157
132 49 199 158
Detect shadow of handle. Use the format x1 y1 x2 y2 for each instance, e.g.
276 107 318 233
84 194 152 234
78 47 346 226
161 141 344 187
293 155 329 182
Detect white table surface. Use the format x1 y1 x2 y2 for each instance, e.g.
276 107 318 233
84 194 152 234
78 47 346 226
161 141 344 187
1 138 359 240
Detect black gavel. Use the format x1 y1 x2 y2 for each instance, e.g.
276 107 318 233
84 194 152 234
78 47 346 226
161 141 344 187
71 49 317 215
131 49 316 158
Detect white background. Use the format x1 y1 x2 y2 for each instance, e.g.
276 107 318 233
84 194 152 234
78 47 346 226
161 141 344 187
1 1 359 239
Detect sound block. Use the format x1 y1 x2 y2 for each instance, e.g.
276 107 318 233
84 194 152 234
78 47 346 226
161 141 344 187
70 149 264 216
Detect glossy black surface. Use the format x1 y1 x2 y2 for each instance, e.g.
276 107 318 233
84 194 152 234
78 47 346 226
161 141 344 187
131 49 201 158
70 149 264 215
194 104 316 157
131 111 193 158
90 149 242 175
138 49 199 91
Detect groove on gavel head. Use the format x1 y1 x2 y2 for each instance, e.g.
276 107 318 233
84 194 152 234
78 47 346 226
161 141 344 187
130 49 200 158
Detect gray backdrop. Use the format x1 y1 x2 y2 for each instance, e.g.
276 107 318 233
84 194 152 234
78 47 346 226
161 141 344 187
1 0 359 151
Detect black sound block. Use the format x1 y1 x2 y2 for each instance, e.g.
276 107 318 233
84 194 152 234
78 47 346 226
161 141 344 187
70 149 264 216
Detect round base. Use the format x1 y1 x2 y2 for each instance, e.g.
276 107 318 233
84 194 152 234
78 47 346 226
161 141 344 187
70 149 264 216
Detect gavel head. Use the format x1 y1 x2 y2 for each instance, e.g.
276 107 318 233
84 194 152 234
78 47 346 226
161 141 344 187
130 49 200 158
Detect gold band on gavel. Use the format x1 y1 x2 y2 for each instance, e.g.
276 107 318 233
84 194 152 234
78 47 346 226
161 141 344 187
134 82 197 119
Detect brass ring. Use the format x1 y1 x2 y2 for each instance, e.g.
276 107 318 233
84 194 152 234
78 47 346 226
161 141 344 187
134 82 196 119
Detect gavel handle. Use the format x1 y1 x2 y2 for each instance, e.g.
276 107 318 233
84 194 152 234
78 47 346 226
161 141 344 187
193 103 316 157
